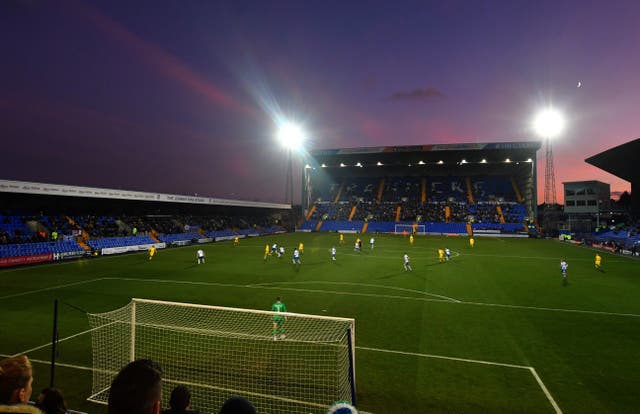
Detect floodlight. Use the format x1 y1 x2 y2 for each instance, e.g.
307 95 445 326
276 122 306 150
533 108 565 139
505 158 511 163
418 160 425 165
437 160 444 164
377 161 383 166
526 158 533 162
340 163 346 167
461 159 467 164
481 159 487 163
355 162 362 167
304 164 312 169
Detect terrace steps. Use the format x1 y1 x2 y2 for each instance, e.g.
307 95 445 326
466 177 474 204
150 229 161 243
348 205 357 221
511 177 523 203
377 179 385 202
306 205 317 220
496 205 506 224
333 183 344 203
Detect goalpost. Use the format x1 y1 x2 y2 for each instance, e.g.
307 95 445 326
87 298 356 414
394 223 426 235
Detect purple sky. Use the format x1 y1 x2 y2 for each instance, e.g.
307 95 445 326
2 0 638 204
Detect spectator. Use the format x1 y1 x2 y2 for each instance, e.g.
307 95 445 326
108 360 162 414
162 386 198 414
219 397 255 414
36 388 66 414
0 355 42 414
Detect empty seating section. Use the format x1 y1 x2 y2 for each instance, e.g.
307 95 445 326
73 215 120 237
0 240 84 258
87 236 156 250
303 175 529 234
0 215 34 243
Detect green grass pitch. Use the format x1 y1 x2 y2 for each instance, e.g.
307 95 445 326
1 233 640 413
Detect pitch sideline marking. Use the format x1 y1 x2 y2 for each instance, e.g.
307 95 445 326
529 366 563 414
13 321 118 357
0 278 105 300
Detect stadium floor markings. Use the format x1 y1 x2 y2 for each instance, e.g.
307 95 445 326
105 277 640 318
0 278 106 300
2 342 561 414
358 346 562 414
249 281 461 303
3 276 640 319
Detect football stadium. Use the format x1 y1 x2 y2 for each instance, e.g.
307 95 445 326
2 139 640 414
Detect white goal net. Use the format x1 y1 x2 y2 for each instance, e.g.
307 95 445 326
394 223 425 235
87 298 356 414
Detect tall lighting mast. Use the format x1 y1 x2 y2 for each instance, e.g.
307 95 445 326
533 108 565 231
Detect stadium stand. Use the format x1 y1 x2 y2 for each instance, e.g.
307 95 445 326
301 142 540 235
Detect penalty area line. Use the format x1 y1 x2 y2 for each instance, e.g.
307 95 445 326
104 277 640 318
249 280 461 303
358 346 562 414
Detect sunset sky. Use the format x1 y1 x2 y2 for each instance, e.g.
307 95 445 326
2 0 638 204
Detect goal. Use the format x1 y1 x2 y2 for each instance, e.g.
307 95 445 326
394 223 426 235
87 298 356 414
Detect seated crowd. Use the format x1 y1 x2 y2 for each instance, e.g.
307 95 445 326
0 213 282 247
308 175 527 226
0 355 256 414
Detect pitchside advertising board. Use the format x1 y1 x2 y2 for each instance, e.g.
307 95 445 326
0 253 53 267
101 243 166 256
0 250 86 267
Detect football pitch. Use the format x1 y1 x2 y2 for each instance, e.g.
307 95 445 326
1 233 639 414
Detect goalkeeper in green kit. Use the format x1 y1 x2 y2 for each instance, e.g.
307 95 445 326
272 297 287 340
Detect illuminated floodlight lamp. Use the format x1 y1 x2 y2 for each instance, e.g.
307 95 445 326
460 159 467 164
437 160 444 164
340 163 346 167
480 159 487 163
532 108 565 139
304 164 312 169
418 160 425 165
321 163 327 168
376 161 383 166
526 158 533 162
276 121 306 151
355 162 363 167
505 158 512 163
